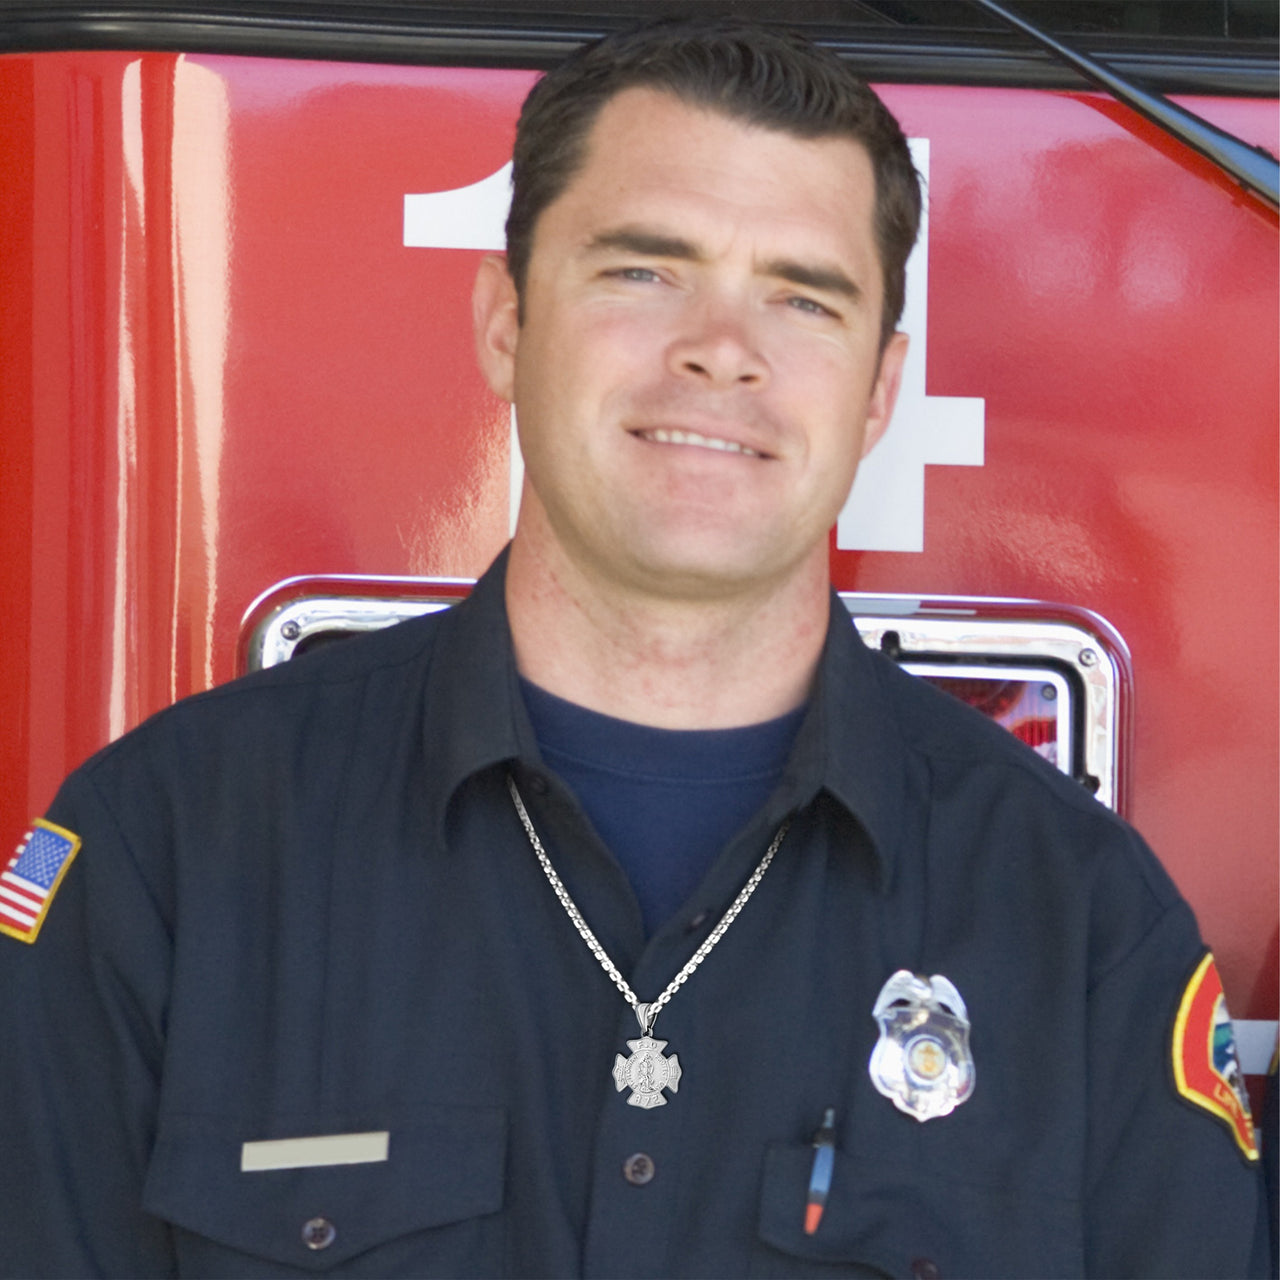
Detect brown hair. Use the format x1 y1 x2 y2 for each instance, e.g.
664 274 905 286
506 17 921 348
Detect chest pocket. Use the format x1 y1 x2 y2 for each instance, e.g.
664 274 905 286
142 1104 506 1277
752 1141 1083 1280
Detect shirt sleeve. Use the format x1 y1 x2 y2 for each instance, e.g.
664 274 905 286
1083 890 1270 1278
0 764 177 1277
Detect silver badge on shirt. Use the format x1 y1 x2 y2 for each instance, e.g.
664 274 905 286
869 969 975 1122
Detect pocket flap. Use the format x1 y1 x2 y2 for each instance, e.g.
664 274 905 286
143 1104 505 1271
758 1141 1081 1279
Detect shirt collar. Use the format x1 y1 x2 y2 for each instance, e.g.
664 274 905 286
421 547 534 845
802 591 906 890
422 552 904 888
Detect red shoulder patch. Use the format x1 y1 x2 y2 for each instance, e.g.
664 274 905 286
1172 952 1258 1162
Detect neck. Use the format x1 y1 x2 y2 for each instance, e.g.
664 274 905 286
504 519 831 731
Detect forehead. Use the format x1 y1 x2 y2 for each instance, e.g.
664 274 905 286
539 86 881 282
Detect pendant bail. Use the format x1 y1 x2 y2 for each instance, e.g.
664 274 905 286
635 1002 658 1036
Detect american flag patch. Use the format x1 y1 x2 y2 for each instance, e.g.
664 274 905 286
0 820 81 944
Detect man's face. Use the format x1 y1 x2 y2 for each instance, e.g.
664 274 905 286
474 87 907 603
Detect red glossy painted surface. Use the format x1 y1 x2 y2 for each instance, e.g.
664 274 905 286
2 52 1275 1025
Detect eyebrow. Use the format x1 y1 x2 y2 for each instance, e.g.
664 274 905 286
584 227 863 303
585 228 702 260
761 258 863 303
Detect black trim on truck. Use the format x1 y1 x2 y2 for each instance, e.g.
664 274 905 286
0 3 1276 96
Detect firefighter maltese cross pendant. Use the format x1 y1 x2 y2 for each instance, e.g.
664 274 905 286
869 969 975 1122
613 1037 682 1108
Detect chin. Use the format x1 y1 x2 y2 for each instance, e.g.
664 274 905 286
620 540 807 601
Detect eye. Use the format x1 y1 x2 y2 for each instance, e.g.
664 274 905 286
786 294 838 319
606 266 662 283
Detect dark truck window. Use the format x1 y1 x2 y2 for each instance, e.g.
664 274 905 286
482 0 1277 40
1 3 1275 94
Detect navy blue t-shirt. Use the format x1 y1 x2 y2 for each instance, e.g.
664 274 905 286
521 678 804 936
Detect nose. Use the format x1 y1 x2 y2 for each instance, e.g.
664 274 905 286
666 300 768 389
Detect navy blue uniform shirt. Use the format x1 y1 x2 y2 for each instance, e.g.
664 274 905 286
520 675 804 937
0 551 1267 1277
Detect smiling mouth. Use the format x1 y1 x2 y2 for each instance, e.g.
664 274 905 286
634 427 766 458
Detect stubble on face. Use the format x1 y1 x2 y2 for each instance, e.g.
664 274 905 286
478 87 906 614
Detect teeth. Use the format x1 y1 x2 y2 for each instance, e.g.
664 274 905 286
644 428 761 457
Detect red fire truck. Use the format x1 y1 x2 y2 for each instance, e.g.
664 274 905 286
2 1 1276 1098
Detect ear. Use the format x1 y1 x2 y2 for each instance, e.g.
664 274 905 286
472 253 520 403
860 330 909 459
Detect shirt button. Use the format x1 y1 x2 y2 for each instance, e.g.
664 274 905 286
302 1217 336 1251
910 1258 941 1280
622 1152 656 1185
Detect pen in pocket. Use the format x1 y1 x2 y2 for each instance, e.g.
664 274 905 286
805 1107 837 1235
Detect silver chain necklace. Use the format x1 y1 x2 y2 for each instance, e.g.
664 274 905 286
507 774 790 1108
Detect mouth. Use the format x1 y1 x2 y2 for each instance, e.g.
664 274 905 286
632 427 769 459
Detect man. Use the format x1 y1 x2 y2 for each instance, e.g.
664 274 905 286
0 19 1267 1278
